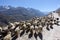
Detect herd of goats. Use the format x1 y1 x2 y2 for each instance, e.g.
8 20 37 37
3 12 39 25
0 14 60 40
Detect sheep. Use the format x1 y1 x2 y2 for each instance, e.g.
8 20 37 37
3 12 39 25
12 31 18 40
3 31 11 40
20 29 25 37
1 30 8 37
9 23 15 30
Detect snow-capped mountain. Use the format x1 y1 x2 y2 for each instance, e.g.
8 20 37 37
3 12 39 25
3 6 10 9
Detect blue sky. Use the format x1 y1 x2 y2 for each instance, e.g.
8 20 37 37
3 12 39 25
0 0 60 12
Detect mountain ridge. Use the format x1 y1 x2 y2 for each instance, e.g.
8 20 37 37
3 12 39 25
0 6 45 26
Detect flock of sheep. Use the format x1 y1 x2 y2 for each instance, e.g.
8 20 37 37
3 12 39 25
0 14 60 40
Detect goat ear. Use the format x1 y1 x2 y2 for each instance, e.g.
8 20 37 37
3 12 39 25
34 32 37 40
20 30 25 37
38 32 43 40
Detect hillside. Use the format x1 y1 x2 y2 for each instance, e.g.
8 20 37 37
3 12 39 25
0 6 45 26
